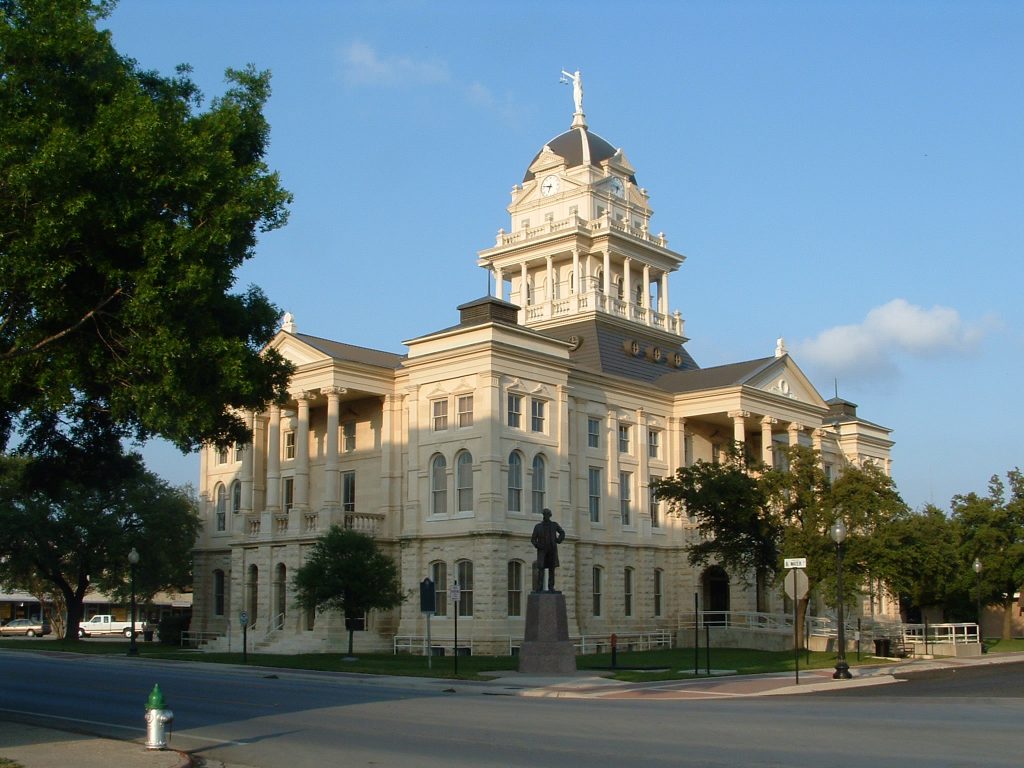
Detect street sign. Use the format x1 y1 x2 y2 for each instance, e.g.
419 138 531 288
239 610 249 627
449 580 461 604
784 557 807 569
784 569 809 600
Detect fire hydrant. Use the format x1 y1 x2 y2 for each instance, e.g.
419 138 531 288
144 684 174 750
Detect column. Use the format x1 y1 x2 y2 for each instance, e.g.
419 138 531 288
760 416 777 467
404 386 421 535
493 268 502 300
660 271 670 315
294 392 311 512
266 405 281 512
812 428 824 453
324 387 342 510
572 250 580 295
669 416 687 469
602 251 611 295
788 422 804 448
240 410 255 514
642 264 651 326
545 255 553 303
557 386 571 526
728 410 749 452
623 257 632 311
520 262 528 306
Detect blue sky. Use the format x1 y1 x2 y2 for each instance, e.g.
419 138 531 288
104 0 1023 512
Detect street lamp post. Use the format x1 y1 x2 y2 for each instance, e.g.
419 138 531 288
973 558 983 644
831 519 852 680
128 547 140 657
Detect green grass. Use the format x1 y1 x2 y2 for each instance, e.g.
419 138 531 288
981 637 1024 653
0 759 25 768
0 637 914 682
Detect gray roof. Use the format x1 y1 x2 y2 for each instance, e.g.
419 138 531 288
653 357 776 393
294 333 405 369
523 127 637 184
540 319 699 384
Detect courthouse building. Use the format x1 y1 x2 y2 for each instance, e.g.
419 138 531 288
191 87 895 653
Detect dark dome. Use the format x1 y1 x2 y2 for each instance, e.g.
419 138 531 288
523 127 636 184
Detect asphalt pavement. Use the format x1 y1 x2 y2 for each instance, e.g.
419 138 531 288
1 651 1020 768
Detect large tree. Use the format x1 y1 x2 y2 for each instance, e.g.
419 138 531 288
655 444 912 644
0 403 200 640
292 526 405 656
952 469 1024 640
0 0 293 451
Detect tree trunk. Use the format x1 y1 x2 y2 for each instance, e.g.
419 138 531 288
795 595 810 650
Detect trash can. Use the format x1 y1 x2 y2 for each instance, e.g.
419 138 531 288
143 629 154 642
873 637 891 657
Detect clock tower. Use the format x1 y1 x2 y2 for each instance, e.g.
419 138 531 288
478 70 688 358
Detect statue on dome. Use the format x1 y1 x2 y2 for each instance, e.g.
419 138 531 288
560 69 584 115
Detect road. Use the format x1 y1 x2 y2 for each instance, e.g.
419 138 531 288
1 651 1020 767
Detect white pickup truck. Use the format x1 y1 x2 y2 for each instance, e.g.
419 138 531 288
77 614 147 638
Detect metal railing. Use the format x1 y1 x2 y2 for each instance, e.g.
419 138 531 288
678 610 794 633
180 630 221 648
393 636 476 656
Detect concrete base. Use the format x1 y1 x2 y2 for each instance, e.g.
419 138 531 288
519 592 576 675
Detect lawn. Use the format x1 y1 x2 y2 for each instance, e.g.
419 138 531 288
0 637 913 682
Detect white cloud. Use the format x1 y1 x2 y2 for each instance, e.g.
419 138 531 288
339 41 450 87
793 299 997 379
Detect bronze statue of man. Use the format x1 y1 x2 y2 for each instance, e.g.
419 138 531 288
531 508 565 592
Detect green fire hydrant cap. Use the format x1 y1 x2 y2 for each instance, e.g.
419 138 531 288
146 684 166 710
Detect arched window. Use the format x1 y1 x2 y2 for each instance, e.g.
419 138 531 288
616 276 624 299
569 270 575 294
531 454 546 514
507 560 523 616
430 454 447 516
456 451 474 512
213 570 225 616
230 480 242 514
215 485 226 531
245 564 258 622
507 452 523 512
596 269 604 293
457 560 473 617
634 282 643 305
431 561 448 617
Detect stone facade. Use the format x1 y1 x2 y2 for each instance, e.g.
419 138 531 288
191 94 898 655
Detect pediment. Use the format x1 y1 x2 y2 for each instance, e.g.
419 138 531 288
746 357 827 408
528 147 565 176
268 333 332 367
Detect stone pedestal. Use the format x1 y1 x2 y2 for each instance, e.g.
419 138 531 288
518 591 576 674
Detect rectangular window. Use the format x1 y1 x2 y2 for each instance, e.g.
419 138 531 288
342 421 356 452
649 477 661 528
592 567 602 616
342 471 356 512
432 399 448 431
654 569 663 617
624 568 633 617
648 429 660 459
217 446 229 465
457 561 473 617
507 561 522 617
507 394 522 428
712 443 721 464
569 205 578 217
284 431 296 460
283 477 294 512
531 399 545 432
587 417 600 448
618 424 630 453
431 562 447 617
233 443 243 462
620 471 632 526
588 467 601 522
457 395 473 428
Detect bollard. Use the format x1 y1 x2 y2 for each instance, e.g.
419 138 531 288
144 684 174 750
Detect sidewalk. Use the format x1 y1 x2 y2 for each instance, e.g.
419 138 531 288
1 652 1019 768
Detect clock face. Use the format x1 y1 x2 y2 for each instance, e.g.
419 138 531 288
540 174 560 197
609 176 625 198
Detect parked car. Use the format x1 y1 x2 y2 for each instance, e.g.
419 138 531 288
0 618 51 637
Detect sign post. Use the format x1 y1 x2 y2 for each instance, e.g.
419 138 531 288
784 561 809 685
449 580 461 677
239 611 249 664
